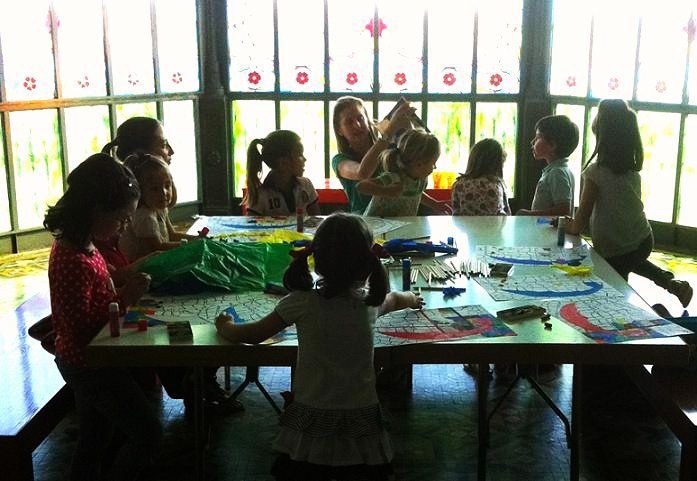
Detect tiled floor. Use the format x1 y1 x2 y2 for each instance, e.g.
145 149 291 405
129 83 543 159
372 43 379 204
2 247 694 481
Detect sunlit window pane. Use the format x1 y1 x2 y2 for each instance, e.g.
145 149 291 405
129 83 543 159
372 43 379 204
549 3 591 97
278 0 324 92
328 100 373 182
428 102 470 189
115 103 157 128
280 101 325 188
54 0 107 98
677 115 697 227
377 0 424 94
231 100 276 197
476 0 522 94
228 0 275 92
553 104 586 207
9 110 63 229
589 2 638 100
64 106 111 173
637 111 679 223
155 0 200 93
474 102 517 195
0 130 10 232
106 0 155 95
428 1 474 94
163 100 199 203
0 0 56 101
635 3 690 104
328 0 374 93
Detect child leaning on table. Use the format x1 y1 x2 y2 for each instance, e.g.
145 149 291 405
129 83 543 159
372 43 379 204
216 212 424 481
44 153 161 481
357 128 451 216
243 129 321 216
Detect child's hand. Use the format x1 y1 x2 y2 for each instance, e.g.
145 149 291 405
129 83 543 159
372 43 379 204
215 312 233 332
383 102 416 139
384 182 404 197
120 272 151 305
407 292 425 310
516 208 532 215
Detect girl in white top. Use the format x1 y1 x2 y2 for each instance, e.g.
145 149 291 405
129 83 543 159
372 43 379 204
216 212 423 480
566 99 692 308
243 130 320 216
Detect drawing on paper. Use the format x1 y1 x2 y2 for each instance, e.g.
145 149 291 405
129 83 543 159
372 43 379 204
476 274 622 302
476 245 592 267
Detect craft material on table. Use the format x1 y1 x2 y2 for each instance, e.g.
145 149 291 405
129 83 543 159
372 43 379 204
476 245 592 267
476 273 622 302
375 305 515 345
539 297 693 343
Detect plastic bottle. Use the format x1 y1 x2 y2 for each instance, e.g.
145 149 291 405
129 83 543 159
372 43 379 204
108 302 120 337
402 258 411 291
296 207 305 233
557 217 567 247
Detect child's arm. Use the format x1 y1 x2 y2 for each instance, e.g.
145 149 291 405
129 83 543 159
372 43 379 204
566 179 598 235
420 192 453 215
357 177 403 197
517 204 571 217
165 217 199 242
306 200 321 215
378 291 425 316
138 235 182 252
215 311 287 344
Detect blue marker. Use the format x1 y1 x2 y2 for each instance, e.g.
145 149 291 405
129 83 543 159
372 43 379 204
402 258 411 291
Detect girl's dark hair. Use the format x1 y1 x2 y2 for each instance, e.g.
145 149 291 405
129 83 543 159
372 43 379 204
123 152 172 208
283 212 389 306
244 130 301 207
461 138 505 179
587 99 644 174
332 96 380 158
44 153 140 247
380 128 440 173
101 117 161 161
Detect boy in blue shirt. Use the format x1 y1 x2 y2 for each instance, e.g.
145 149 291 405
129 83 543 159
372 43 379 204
517 115 579 216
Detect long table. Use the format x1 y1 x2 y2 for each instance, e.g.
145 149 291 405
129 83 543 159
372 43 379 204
86 216 691 481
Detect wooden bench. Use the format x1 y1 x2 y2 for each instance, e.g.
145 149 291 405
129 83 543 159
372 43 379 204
625 364 697 481
1 295 73 481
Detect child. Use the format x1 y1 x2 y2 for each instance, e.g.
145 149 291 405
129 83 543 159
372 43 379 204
517 115 579 216
566 99 693 308
357 128 451 216
44 153 161 481
243 130 320 216
332 96 415 214
118 153 195 261
451 138 511 216
215 213 424 480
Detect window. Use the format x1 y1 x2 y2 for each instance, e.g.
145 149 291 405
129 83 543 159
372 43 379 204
551 1 697 228
227 0 523 197
0 0 201 235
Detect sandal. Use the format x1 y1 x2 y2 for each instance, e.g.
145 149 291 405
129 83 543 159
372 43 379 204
668 280 693 308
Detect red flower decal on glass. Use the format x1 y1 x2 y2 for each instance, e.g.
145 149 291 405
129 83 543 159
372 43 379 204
655 80 667 93
296 72 309 85
23 76 37 91
127 73 140 86
172 72 183 84
489 73 503 87
566 76 576 88
248 71 261 85
684 16 696 43
346 72 358 85
365 18 387 38
608 77 619 90
394 72 407 86
443 73 456 86
45 12 60 32
77 75 90 88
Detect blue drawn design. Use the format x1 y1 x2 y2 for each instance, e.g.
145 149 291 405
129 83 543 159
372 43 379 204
503 281 604 298
223 306 244 323
490 254 586 266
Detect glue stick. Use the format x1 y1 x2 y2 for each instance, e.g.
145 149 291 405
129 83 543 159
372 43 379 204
296 207 305 233
108 302 120 337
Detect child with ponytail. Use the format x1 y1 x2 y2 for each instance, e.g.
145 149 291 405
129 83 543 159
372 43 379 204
244 130 320 216
216 213 424 480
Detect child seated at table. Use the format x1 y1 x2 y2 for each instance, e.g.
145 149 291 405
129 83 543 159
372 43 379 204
451 138 511 215
517 115 579 217
357 128 451 216
216 213 424 480
243 130 321 216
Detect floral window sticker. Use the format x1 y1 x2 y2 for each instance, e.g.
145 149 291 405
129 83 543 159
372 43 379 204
443 72 457 87
23 76 38 91
247 71 262 88
365 17 387 37
566 76 577 88
346 72 358 86
77 75 90 89
655 80 667 93
171 72 183 85
608 77 619 91
394 72 407 86
490 73 503 88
